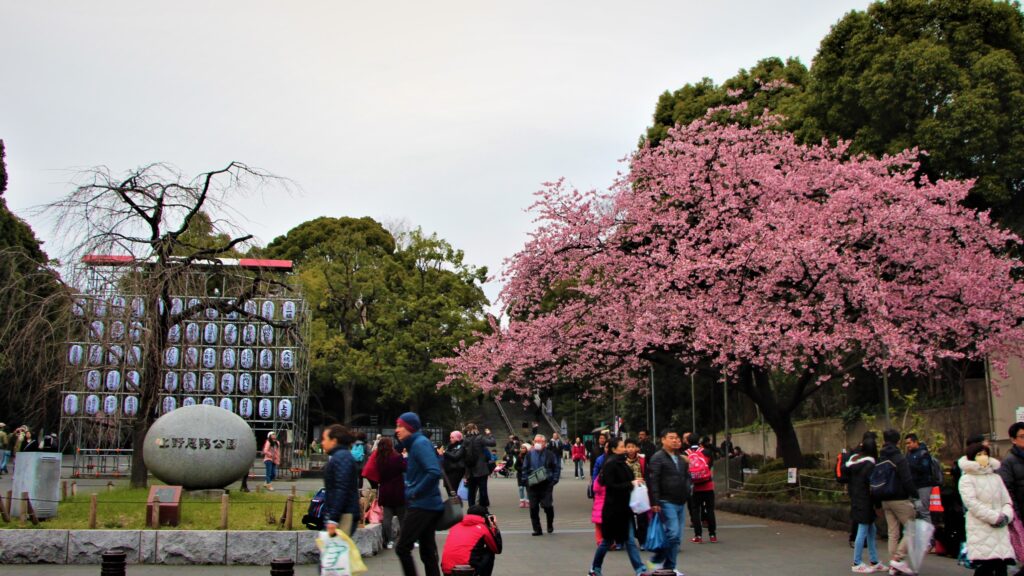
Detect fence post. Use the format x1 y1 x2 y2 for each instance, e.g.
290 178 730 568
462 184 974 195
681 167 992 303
0 493 9 522
101 549 127 576
89 494 97 529
270 557 294 576
61 480 68 501
22 492 38 525
5 490 11 517
220 493 229 530
284 496 294 530
71 481 78 497
150 496 160 530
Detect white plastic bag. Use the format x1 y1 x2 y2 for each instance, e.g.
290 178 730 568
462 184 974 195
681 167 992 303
457 478 469 501
905 519 935 574
629 484 651 514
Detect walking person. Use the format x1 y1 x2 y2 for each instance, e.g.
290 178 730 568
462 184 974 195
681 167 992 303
687 435 717 543
443 431 467 497
848 435 887 573
905 433 938 521
591 440 610 545
550 433 565 461
960 442 1015 576
463 423 496 508
522 434 561 536
624 438 649 549
321 424 360 537
998 422 1024 567
877 429 920 575
262 432 281 491
375 436 407 550
588 437 647 576
572 438 587 479
0 423 9 476
637 430 657 462
395 412 444 576
515 443 530 508
647 429 689 575
590 433 608 479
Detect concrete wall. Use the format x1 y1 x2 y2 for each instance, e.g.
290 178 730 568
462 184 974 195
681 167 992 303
0 524 382 565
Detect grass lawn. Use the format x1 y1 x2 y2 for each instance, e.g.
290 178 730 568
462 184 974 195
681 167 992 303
4 486 319 530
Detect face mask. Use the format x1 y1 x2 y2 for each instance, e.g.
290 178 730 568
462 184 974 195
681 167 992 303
534 443 543 451
976 454 991 468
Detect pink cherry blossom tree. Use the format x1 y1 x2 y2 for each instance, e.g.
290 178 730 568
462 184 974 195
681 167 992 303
443 111 1024 466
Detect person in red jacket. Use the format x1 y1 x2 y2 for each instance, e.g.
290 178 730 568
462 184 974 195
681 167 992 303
441 505 503 576
571 438 588 479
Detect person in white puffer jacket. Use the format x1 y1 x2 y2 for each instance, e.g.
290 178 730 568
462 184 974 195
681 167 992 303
959 442 1015 576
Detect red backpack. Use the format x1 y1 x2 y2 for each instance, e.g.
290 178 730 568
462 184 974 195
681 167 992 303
686 448 712 484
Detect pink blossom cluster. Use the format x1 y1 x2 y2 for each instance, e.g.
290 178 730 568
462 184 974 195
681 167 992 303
442 118 1024 396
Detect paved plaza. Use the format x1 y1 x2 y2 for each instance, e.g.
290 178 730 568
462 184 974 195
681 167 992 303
0 472 969 576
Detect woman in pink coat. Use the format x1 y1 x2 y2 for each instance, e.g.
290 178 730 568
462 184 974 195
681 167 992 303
591 446 609 545
262 432 281 490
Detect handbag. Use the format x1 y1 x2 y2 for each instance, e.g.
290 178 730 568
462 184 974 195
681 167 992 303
629 484 651 514
438 469 464 530
361 450 380 483
527 452 550 486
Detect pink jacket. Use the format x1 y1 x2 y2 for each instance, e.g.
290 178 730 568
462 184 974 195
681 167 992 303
591 476 606 524
262 440 280 465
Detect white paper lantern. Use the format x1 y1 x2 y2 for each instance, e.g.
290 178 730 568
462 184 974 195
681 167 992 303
167 325 181 343
72 298 86 317
220 373 235 394
242 324 257 345
240 348 255 369
222 348 236 369
261 300 275 320
226 300 238 320
126 346 142 367
164 372 178 392
259 349 273 369
280 349 294 370
201 372 216 393
129 322 143 343
107 344 123 365
164 347 179 367
202 397 215 407
219 398 233 412
89 345 104 366
93 299 107 317
85 394 100 415
171 298 183 315
105 371 121 392
182 397 196 407
126 371 140 391
239 373 253 394
223 324 238 345
202 347 217 369
69 344 84 366
203 323 218 344
162 397 177 413
182 372 197 392
188 298 201 311
111 296 126 316
130 297 145 318
185 323 200 344
258 373 273 395
124 396 139 416
239 398 253 418
86 370 101 391
283 301 296 321
205 307 219 320
278 399 293 420
90 320 105 340
63 394 79 415
103 395 118 415
244 300 257 316
184 347 199 368
258 398 272 419
260 325 274 346
111 321 125 341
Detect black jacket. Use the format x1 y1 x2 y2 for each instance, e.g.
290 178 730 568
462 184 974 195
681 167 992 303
600 454 636 543
847 454 876 524
646 449 690 505
998 445 1024 514
444 441 467 480
906 444 935 489
464 433 496 478
878 443 918 501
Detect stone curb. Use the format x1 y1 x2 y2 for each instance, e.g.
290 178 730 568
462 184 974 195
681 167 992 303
0 524 383 565
718 497 890 537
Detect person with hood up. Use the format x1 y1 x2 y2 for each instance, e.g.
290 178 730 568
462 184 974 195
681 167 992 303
441 504 503 576
848 436 886 573
960 442 1015 576
395 412 444 576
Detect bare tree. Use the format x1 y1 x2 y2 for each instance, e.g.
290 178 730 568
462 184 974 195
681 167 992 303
45 162 297 487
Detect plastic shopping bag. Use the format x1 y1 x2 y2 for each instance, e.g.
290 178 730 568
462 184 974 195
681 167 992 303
645 512 666 552
316 530 368 575
905 519 935 574
629 485 651 514
457 478 469 501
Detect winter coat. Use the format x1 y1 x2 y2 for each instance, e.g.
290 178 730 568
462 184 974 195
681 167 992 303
262 439 281 465
400 431 444 511
441 514 502 575
959 456 1015 562
572 443 587 461
323 446 360 525
878 443 918 501
515 452 528 487
591 453 608 524
997 445 1024 516
906 444 936 489
443 441 467 481
464 433 496 478
376 451 407 508
647 449 690 505
600 454 637 543
846 454 876 525
522 447 561 488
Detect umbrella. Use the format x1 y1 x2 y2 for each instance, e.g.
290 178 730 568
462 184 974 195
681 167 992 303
905 519 935 574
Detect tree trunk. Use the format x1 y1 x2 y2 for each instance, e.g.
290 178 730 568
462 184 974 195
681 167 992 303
762 409 803 467
736 366 805 468
130 419 150 488
342 382 354 425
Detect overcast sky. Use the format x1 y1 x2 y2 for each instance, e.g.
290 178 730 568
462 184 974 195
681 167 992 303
2 1 871 306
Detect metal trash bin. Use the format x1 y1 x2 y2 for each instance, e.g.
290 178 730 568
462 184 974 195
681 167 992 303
10 452 62 519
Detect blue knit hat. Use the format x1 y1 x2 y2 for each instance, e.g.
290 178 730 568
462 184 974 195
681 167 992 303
397 412 422 433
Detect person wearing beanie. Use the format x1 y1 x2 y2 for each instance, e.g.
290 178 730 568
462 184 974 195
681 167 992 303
960 442 1015 576
395 411 444 576
443 430 467 496
441 504 503 576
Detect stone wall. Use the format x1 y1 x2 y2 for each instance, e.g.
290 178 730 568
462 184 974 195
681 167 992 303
0 524 382 565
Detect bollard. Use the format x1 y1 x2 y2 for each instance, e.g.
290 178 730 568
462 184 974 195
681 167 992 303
220 493 229 530
451 566 476 575
61 480 68 501
270 557 294 576
150 496 161 530
101 550 126 576
89 494 98 529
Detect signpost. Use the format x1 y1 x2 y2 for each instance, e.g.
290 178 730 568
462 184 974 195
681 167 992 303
146 485 182 526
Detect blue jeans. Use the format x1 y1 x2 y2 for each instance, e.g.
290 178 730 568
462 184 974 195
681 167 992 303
853 522 879 565
591 515 644 575
518 484 527 500
575 460 585 478
650 500 686 570
0 449 8 473
265 461 276 484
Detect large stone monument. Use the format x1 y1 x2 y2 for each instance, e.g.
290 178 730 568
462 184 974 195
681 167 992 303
143 404 256 490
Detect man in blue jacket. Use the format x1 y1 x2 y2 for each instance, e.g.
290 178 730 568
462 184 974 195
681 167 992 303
396 411 444 576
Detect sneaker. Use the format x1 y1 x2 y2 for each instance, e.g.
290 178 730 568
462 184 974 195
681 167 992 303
386 541 394 549
690 536 703 543
587 569 601 576
646 560 664 572
889 560 912 575
709 535 717 543
853 564 875 573
870 563 887 573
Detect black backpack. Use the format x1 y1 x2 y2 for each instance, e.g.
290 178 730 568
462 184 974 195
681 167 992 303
929 456 944 486
869 460 901 499
301 488 327 530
